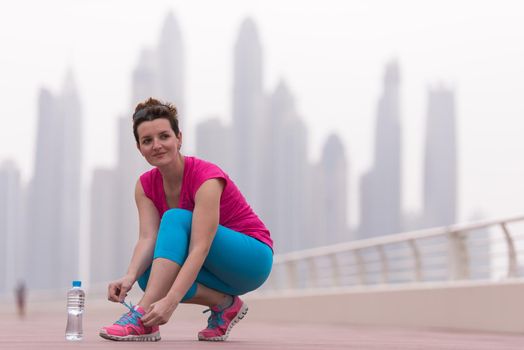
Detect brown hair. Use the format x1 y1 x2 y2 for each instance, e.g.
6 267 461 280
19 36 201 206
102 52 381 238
132 97 180 144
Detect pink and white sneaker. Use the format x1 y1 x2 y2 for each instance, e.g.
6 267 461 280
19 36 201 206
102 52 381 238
99 302 160 342
198 296 248 341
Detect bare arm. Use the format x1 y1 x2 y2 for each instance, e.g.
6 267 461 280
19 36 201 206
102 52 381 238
165 178 224 303
107 179 160 302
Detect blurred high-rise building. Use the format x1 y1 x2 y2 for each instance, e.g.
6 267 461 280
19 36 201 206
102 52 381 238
27 71 83 289
131 12 185 122
360 60 402 238
423 86 457 227
0 161 23 294
320 134 350 244
59 71 83 285
232 18 267 209
27 88 58 289
112 115 148 275
132 49 158 105
195 118 233 172
89 168 119 284
413 86 461 282
268 81 309 252
156 11 185 131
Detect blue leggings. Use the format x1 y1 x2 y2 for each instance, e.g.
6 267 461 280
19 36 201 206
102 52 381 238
137 209 273 302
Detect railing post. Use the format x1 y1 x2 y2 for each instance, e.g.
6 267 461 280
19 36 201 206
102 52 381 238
448 230 469 280
330 254 341 287
286 261 298 289
408 240 422 282
354 249 366 285
307 257 318 288
500 222 518 278
376 245 389 284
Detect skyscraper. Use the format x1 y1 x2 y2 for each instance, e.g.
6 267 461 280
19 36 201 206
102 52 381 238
410 86 459 282
27 88 58 289
195 118 233 172
360 60 402 238
232 18 266 209
320 134 350 244
269 81 308 252
0 161 23 293
27 71 83 289
131 12 185 119
112 115 149 276
423 86 457 227
58 71 83 286
156 11 185 130
89 168 119 284
131 49 158 105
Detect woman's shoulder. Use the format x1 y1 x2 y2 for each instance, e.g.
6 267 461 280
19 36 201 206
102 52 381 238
139 167 162 193
183 156 229 196
186 156 224 175
140 167 161 181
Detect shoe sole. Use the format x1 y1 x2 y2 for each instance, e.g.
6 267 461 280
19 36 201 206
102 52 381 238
198 302 249 341
99 330 161 342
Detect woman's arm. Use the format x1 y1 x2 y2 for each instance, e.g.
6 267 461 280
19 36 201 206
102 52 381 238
107 179 160 302
165 178 224 303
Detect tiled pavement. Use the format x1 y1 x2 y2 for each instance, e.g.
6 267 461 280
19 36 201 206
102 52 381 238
1 298 523 349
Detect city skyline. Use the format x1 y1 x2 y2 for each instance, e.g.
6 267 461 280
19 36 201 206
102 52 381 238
1 13 464 290
1 2 523 227
1 3 524 291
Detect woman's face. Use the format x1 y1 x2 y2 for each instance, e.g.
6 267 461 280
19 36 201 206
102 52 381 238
136 118 182 167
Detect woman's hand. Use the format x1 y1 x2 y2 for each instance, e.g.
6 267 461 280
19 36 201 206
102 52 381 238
107 275 136 302
141 297 179 327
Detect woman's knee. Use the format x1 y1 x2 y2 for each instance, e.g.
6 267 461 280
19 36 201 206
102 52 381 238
156 209 193 248
161 208 193 226
154 209 193 261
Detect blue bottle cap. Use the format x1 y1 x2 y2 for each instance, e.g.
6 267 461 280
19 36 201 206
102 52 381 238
72 280 81 287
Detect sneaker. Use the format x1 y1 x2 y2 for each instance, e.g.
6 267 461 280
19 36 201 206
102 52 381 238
198 296 248 341
99 301 161 342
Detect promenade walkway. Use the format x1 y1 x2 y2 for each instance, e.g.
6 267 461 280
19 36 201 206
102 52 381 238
1 297 523 349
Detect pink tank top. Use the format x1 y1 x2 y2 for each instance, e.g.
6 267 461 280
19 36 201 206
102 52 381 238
139 156 273 249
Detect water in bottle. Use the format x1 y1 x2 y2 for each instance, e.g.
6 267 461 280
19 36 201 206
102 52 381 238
65 280 85 341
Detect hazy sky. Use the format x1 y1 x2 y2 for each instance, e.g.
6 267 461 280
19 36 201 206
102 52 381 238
1 0 523 229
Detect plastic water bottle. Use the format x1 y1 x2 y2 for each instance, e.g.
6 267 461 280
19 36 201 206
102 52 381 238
65 280 85 341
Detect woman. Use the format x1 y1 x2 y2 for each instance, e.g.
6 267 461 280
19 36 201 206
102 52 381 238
99 98 273 342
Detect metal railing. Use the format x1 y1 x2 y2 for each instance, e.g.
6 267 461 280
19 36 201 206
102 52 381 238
260 215 524 293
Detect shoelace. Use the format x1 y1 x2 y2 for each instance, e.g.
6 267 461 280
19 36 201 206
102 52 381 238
115 301 143 326
203 308 225 329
